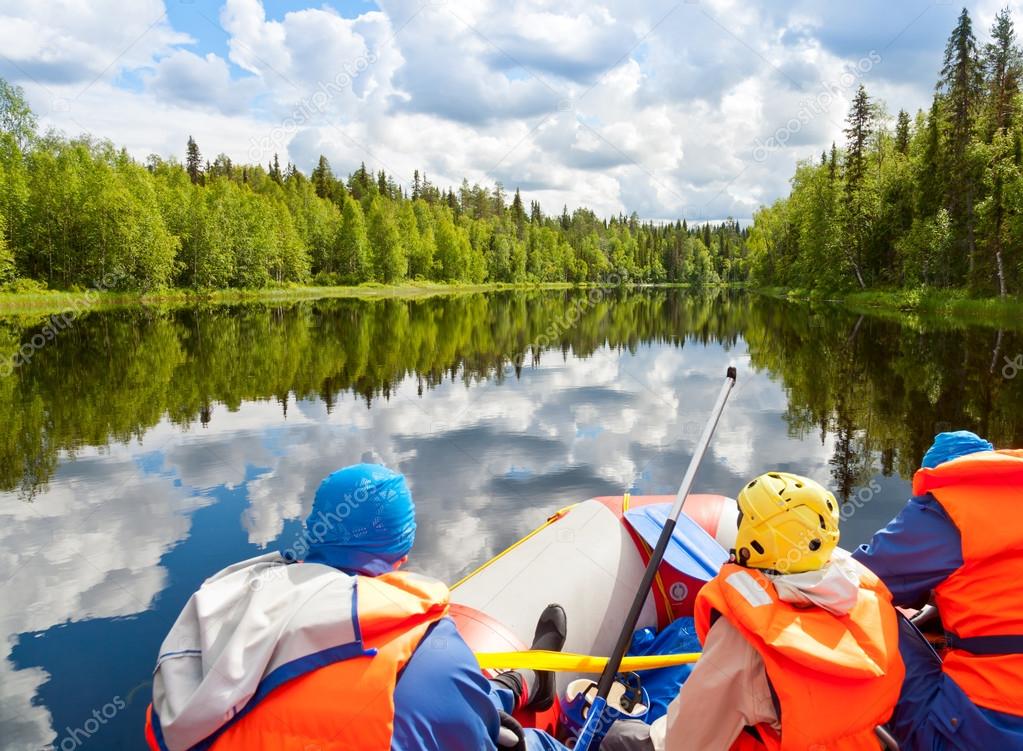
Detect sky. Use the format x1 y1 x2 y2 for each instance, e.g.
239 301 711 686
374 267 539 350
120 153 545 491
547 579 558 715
0 0 1019 222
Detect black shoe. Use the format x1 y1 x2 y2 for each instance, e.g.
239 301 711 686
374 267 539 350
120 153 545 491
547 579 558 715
524 604 567 712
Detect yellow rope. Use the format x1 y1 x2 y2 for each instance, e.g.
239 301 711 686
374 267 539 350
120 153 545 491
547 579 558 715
451 504 577 590
475 649 701 673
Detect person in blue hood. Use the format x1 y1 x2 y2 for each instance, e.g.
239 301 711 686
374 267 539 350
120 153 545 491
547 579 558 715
146 463 569 751
299 464 570 750
853 431 1023 750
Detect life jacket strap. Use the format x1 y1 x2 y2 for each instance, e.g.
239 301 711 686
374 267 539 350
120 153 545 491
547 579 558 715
945 631 1023 655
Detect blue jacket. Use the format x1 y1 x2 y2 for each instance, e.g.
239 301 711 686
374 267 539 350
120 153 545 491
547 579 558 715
394 617 567 751
853 495 1023 749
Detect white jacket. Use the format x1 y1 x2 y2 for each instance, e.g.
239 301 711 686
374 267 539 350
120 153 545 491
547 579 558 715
151 553 368 751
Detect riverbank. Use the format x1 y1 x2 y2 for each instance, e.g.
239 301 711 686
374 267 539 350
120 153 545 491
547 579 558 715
0 280 735 316
0 281 578 315
760 287 1023 330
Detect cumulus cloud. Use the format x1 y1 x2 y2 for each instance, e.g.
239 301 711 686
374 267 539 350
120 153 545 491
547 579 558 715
0 0 988 221
148 49 261 114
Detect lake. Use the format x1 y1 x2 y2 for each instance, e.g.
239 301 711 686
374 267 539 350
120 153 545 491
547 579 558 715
1 289 1021 750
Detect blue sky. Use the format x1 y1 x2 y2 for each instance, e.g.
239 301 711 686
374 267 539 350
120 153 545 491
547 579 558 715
0 0 1013 221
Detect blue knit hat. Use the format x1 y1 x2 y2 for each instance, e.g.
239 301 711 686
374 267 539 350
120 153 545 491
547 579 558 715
921 431 993 469
298 464 416 575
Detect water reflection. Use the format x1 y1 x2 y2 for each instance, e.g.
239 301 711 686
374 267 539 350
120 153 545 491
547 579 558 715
0 290 1021 750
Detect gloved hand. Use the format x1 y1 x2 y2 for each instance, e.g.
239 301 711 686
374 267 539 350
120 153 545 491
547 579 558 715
497 711 527 751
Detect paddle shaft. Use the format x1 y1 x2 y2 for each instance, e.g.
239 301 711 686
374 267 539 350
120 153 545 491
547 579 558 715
575 366 737 750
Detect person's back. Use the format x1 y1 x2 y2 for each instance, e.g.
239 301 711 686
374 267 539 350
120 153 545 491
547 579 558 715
144 464 568 751
853 432 1023 749
604 472 904 751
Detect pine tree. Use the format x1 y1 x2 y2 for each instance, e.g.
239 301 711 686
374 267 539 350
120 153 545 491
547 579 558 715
983 8 1020 137
980 8 1021 296
510 188 526 238
311 155 334 199
270 154 283 184
895 110 911 155
186 136 203 185
938 8 983 279
530 201 543 224
843 85 873 288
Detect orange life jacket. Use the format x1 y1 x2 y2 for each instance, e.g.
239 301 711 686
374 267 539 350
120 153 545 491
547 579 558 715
912 448 1023 717
145 571 450 751
695 562 904 751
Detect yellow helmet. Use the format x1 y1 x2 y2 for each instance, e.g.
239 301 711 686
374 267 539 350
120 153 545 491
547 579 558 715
734 472 840 573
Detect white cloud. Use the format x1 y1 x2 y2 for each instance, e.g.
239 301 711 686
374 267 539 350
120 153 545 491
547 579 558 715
0 0 980 221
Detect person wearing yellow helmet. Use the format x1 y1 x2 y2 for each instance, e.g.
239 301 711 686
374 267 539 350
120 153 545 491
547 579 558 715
603 472 904 751
732 471 841 573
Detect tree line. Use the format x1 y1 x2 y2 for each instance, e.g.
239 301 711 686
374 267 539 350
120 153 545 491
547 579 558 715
748 7 1023 298
0 80 747 292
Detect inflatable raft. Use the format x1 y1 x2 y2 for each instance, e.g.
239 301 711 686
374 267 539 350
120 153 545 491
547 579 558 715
448 493 738 737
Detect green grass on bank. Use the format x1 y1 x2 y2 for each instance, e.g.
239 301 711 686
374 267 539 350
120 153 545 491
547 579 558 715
0 280 581 315
0 280 737 316
758 286 1023 330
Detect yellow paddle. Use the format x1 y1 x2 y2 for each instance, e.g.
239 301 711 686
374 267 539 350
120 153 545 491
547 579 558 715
475 649 701 673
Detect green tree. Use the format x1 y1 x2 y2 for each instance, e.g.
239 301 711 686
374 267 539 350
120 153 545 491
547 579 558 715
0 78 36 151
367 197 405 282
979 7 1022 296
0 210 12 284
894 110 911 154
843 85 873 288
938 7 983 280
185 136 203 185
409 200 436 279
337 198 369 283
434 206 472 280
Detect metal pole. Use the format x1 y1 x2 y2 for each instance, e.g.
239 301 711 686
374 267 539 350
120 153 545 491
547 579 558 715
574 366 737 751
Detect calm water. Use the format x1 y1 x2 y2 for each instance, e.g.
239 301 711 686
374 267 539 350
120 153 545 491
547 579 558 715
2 289 1021 750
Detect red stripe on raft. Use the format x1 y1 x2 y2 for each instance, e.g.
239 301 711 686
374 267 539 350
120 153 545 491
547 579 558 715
591 494 726 539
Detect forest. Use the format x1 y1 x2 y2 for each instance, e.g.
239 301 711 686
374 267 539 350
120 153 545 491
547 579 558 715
0 80 746 293
748 8 1023 298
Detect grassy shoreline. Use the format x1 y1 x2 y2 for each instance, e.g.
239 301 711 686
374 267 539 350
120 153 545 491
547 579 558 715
758 286 1023 330
0 281 581 314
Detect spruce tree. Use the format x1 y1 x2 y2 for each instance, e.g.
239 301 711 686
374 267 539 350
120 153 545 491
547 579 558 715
843 85 873 288
511 188 527 238
981 7 1021 296
938 7 983 279
983 7 1020 138
311 155 334 199
186 136 203 185
895 110 911 155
